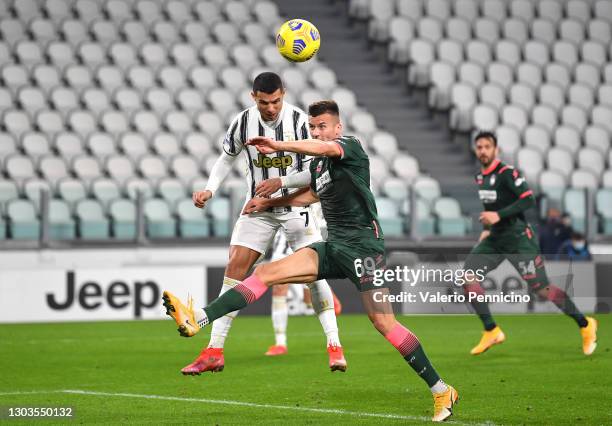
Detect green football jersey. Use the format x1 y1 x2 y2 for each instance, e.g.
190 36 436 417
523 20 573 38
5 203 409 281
309 135 383 241
475 158 534 233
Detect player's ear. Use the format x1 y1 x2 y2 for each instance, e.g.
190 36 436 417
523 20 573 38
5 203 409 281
336 121 343 135
250 91 257 101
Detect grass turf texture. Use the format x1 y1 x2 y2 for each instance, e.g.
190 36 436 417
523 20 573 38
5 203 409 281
0 314 609 425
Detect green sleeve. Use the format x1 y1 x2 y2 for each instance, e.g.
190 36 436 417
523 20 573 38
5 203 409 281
333 136 363 164
497 168 535 219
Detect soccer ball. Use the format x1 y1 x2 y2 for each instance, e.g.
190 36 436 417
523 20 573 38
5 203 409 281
276 19 321 63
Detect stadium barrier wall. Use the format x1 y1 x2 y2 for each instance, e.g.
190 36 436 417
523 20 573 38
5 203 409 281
0 245 608 323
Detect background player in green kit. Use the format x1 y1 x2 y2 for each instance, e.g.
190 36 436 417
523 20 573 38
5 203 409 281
162 101 459 422
463 131 598 356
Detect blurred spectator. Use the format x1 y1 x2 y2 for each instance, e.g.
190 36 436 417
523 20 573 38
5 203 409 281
539 208 572 259
557 231 592 261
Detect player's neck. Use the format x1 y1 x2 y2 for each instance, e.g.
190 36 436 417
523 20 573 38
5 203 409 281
480 158 500 175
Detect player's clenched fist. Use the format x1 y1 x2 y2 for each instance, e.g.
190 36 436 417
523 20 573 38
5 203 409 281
242 197 269 215
192 190 213 209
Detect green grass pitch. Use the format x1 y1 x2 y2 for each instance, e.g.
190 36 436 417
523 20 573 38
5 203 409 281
0 314 609 425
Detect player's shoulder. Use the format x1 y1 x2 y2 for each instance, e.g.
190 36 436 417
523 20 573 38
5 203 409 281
336 134 362 145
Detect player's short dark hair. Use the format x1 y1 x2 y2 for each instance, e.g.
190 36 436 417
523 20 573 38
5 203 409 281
473 130 498 147
252 72 284 94
308 100 340 117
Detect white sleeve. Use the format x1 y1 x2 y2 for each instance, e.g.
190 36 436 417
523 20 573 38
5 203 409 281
204 151 237 196
281 169 312 188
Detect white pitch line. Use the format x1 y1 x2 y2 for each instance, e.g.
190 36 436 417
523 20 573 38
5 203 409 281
0 389 497 425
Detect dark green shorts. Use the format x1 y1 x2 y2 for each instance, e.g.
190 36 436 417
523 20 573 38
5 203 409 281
464 225 549 291
308 237 386 292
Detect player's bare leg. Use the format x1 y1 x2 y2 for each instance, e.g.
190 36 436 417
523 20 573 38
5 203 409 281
361 288 458 422
266 284 290 356
179 245 261 375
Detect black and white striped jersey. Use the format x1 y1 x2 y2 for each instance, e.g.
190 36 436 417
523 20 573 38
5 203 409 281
223 102 312 200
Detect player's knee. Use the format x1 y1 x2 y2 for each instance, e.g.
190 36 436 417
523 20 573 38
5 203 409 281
368 313 395 335
272 284 288 296
463 282 485 297
540 284 565 304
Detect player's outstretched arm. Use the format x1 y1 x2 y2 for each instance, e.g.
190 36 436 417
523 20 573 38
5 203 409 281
247 137 342 158
243 188 319 214
193 151 237 208
255 170 312 197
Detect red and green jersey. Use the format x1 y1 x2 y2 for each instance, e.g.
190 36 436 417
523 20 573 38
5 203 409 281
309 136 383 241
475 158 535 234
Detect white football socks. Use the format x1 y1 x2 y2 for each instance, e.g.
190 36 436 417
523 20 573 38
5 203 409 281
308 280 341 347
207 277 241 348
271 295 288 347
430 380 449 394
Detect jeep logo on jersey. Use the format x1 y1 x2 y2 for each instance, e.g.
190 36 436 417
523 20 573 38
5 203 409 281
253 154 293 168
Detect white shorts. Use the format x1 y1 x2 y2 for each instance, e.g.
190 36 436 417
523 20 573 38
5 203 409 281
230 206 323 255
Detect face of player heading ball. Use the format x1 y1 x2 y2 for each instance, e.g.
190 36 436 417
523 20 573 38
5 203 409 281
276 19 321 62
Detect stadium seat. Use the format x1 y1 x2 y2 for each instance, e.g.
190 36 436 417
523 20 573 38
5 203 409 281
524 125 551 156
407 39 435 87
0 180 18 205
2 110 31 139
553 41 579 70
72 155 103 183
510 0 535 22
367 0 395 42
517 147 544 187
564 189 587 232
125 178 154 200
460 61 485 88
50 87 79 117
547 147 575 180
144 198 176 238
539 169 567 206
135 0 162 25
123 21 149 47
531 104 558 134
57 178 87 207
524 40 550 68
538 84 565 112
22 132 52 161
119 133 149 161
91 20 120 48
132 111 162 138
474 18 500 45
413 176 441 206
49 199 76 240
517 63 542 90
208 197 231 237
400 197 436 236
454 0 478 22
381 178 409 202
7 199 39 240
392 155 420 183
171 155 202 184
574 63 601 91
428 61 455 110
75 199 110 239
184 133 213 161
561 105 588 133
591 106 612 135
15 41 44 71
595 0 612 25
472 104 499 131
86 133 116 160
584 126 610 155
23 179 52 211
578 148 605 178
554 126 581 155
387 17 415 64
176 197 210 237
596 189 612 234
82 89 112 118
212 22 241 47
497 125 521 163
509 84 536 112
18 87 47 116
39 156 69 186
446 17 471 44
495 40 521 69
44 0 71 22
433 197 466 236
75 0 102 25
0 133 18 159
571 169 599 190
560 19 586 45
487 62 513 91
32 65 61 95
68 110 97 138
5 155 36 182
375 197 404 237
109 43 139 71
105 155 135 185
159 66 188 93
479 83 506 111
588 19 611 45
100 110 130 136
78 43 106 69
109 198 137 239
449 83 477 132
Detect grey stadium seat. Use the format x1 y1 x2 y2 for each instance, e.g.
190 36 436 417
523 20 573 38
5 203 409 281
144 198 176 238
75 199 110 239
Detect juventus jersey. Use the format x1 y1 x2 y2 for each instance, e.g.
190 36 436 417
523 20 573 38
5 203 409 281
223 102 311 201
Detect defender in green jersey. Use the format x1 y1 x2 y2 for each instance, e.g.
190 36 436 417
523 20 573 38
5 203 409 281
463 131 598 356
162 101 459 422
